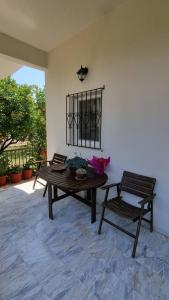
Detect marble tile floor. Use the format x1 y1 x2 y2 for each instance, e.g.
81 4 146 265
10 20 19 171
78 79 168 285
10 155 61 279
0 180 169 300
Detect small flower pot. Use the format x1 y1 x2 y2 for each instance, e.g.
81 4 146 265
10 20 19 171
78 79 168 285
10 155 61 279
22 169 32 180
10 172 22 184
0 175 7 186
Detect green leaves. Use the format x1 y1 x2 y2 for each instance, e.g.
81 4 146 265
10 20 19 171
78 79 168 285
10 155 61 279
0 77 46 155
28 85 47 156
66 156 88 170
0 153 10 176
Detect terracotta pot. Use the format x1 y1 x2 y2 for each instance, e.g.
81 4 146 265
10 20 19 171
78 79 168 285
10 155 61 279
0 175 7 186
22 169 32 180
10 172 22 183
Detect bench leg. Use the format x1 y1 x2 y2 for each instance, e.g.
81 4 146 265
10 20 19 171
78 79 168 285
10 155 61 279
150 202 153 232
132 216 142 258
33 175 38 190
43 183 48 197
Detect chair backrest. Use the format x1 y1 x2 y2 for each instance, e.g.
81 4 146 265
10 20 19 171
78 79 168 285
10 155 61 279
120 171 156 198
51 153 67 165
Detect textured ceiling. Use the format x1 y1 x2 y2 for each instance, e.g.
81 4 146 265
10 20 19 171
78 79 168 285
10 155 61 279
0 0 125 51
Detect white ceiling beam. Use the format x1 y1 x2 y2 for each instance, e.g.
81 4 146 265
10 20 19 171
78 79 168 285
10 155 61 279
0 32 48 69
0 54 21 78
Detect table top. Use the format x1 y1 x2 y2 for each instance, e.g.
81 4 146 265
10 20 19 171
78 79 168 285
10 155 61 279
38 166 108 192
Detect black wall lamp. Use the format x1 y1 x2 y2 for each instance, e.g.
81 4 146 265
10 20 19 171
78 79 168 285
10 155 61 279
77 65 88 82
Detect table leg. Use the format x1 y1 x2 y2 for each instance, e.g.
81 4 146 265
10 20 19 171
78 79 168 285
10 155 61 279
91 188 96 223
48 183 53 220
86 189 91 201
54 185 58 199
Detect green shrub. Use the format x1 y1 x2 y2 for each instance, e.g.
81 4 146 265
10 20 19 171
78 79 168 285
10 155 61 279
66 156 87 170
9 164 22 174
23 159 33 170
0 155 10 176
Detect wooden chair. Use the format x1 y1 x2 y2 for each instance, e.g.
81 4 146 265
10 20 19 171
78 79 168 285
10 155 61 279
98 171 156 258
33 153 67 197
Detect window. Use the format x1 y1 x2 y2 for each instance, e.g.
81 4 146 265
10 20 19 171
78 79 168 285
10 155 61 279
66 87 104 149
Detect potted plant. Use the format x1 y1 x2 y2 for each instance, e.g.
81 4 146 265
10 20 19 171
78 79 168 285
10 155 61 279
88 156 110 175
0 155 9 186
22 160 33 180
66 156 88 173
75 168 87 180
9 165 22 183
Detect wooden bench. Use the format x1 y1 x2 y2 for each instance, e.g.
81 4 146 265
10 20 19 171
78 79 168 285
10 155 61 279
98 171 156 258
33 153 67 196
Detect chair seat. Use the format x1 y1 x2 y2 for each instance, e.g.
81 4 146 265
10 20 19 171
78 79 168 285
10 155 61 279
105 197 148 219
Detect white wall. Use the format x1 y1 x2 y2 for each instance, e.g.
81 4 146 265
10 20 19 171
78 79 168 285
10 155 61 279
46 0 169 235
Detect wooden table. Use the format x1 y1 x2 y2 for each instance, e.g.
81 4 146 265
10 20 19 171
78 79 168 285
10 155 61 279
38 166 107 223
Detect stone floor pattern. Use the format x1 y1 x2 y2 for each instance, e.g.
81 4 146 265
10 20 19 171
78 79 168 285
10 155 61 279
0 180 169 300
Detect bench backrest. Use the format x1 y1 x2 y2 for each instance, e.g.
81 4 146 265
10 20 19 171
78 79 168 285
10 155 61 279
120 171 156 198
52 153 67 165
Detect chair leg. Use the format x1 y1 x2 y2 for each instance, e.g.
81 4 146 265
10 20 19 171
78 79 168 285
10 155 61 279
43 183 48 197
98 206 105 234
133 216 138 222
33 175 38 190
132 216 142 258
150 202 153 232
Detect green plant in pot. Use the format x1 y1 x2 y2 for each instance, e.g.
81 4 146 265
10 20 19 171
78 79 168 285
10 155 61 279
66 156 87 173
0 155 9 186
9 164 22 184
22 160 33 180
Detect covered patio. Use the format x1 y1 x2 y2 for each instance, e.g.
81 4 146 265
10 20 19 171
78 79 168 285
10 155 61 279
1 180 169 299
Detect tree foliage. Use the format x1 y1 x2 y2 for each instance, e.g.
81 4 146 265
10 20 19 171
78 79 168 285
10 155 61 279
0 77 46 156
29 85 47 156
0 77 33 154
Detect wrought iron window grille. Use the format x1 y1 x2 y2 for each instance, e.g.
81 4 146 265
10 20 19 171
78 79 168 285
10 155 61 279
66 86 104 150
